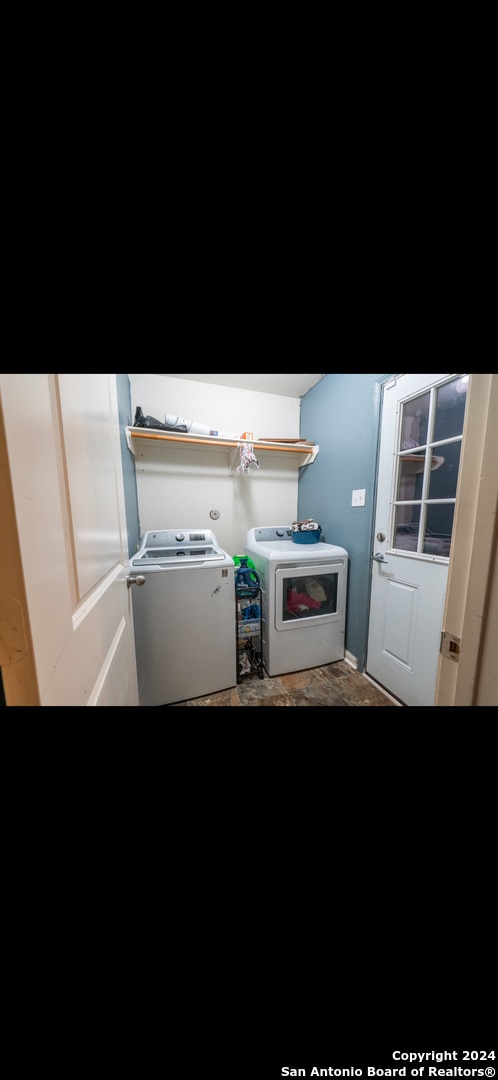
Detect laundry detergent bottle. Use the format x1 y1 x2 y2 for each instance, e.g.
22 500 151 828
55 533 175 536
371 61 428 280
234 555 260 595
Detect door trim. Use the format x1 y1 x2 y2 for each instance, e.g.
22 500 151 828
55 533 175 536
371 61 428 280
434 373 498 706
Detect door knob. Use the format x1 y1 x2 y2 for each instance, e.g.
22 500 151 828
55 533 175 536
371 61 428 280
372 552 389 563
127 574 146 588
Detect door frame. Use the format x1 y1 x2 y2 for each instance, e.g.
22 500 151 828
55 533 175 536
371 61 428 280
434 373 498 706
0 393 40 705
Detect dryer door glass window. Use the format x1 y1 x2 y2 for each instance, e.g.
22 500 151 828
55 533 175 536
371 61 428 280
275 562 345 631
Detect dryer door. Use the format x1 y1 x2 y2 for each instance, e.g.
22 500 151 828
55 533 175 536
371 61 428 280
275 561 346 631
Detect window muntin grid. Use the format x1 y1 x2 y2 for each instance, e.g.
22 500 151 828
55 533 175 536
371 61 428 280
392 375 468 558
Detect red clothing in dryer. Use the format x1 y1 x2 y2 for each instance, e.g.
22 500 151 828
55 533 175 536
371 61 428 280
287 588 322 614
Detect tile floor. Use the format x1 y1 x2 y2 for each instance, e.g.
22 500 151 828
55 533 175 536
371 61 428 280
166 659 402 707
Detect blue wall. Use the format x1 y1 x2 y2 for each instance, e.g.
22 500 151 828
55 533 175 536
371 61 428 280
116 374 141 558
298 373 393 672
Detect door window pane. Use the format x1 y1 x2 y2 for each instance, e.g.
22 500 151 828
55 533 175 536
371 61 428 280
396 451 425 501
400 392 430 450
427 442 462 500
394 505 420 551
424 505 454 556
434 377 468 441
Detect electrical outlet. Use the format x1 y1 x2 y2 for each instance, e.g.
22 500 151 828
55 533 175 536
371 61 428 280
352 489 366 507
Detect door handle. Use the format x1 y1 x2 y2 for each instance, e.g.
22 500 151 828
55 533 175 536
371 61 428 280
372 552 389 563
127 574 146 588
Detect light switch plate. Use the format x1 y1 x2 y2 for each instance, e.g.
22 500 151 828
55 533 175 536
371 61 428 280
352 489 366 506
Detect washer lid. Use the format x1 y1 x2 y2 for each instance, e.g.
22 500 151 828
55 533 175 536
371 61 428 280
131 528 233 567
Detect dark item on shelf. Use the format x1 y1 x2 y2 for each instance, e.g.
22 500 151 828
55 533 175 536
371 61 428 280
134 406 188 432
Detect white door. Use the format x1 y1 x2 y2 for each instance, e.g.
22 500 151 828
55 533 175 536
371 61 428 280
0 374 139 707
366 373 469 707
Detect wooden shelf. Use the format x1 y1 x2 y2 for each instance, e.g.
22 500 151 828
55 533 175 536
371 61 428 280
125 427 319 468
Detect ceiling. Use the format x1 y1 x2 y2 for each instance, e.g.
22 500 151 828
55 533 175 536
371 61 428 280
160 373 327 398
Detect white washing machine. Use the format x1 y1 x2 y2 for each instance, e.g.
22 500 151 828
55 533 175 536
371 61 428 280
129 529 237 705
245 525 348 676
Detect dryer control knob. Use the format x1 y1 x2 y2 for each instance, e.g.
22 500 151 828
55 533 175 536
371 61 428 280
175 533 185 541
276 529 285 536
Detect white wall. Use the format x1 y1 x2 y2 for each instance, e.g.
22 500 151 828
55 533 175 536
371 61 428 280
129 374 301 440
127 375 307 558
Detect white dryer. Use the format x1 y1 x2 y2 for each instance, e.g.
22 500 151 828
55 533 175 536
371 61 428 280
245 525 348 677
